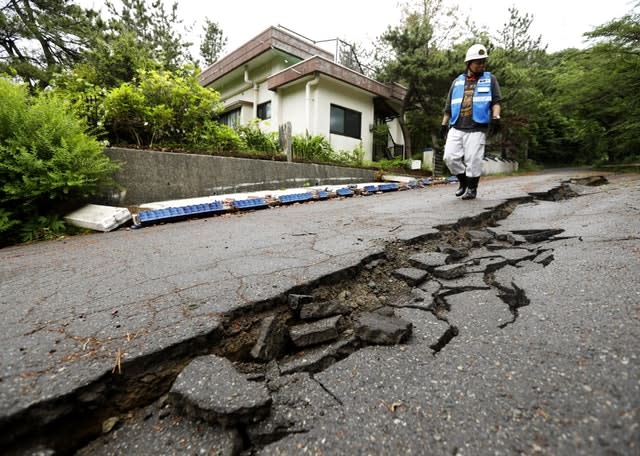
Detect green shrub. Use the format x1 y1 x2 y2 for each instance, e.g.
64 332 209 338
103 82 147 144
0 78 119 245
366 158 412 170
291 133 366 166
334 142 365 166
194 121 244 152
103 66 223 147
235 121 280 156
292 133 335 163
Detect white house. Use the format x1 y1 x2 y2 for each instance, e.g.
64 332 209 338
198 26 408 162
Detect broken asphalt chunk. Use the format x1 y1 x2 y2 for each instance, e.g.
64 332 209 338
488 230 527 245
464 256 508 274
465 230 494 246
246 372 342 445
251 315 288 362
289 315 342 348
533 251 555 266
354 312 412 345
510 229 565 243
393 289 435 311
491 248 538 264
392 267 429 286
408 252 449 271
437 273 491 292
279 338 357 375
418 279 442 295
438 245 468 261
299 299 352 320
287 294 314 312
169 355 271 426
432 263 467 279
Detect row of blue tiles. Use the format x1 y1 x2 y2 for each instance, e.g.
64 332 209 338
137 202 225 222
134 179 445 227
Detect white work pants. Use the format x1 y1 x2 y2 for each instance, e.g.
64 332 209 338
443 128 485 177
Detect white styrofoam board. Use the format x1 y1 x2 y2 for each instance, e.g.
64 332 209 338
64 204 132 232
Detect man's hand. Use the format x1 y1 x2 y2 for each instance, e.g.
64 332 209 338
440 124 449 140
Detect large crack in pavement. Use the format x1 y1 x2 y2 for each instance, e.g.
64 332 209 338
2 178 606 456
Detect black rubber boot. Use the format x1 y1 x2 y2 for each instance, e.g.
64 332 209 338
455 174 467 197
461 177 479 200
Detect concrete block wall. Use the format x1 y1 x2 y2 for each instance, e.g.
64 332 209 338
481 156 519 175
102 148 377 206
422 150 518 175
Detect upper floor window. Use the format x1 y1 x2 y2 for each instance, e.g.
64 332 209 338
330 104 361 139
257 101 271 120
219 107 241 127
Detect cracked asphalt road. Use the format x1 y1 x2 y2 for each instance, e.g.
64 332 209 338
0 170 638 455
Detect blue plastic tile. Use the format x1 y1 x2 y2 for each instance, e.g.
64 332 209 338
363 185 378 193
378 183 399 192
232 198 269 210
135 201 227 226
335 188 354 197
316 191 330 200
278 192 313 204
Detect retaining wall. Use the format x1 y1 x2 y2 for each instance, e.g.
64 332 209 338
422 150 518 175
102 148 378 206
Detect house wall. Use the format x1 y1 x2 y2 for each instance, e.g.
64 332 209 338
277 84 308 135
211 59 393 163
267 77 376 161
316 78 373 161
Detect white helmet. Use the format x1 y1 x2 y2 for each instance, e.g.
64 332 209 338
465 44 488 62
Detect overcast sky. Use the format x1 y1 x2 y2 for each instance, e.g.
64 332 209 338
83 0 636 56
175 0 635 57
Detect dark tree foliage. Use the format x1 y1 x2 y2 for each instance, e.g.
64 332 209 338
580 5 640 162
199 19 227 67
0 0 104 88
105 0 193 70
377 0 499 158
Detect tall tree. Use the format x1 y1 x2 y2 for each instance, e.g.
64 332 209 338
488 7 548 161
377 0 468 158
496 6 546 57
105 0 193 70
579 3 640 162
199 19 226 67
0 0 103 88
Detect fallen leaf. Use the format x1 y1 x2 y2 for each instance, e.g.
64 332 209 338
102 416 119 434
381 399 403 413
534 407 550 420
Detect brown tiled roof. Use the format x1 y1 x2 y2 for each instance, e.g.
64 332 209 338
199 26 333 87
267 55 407 101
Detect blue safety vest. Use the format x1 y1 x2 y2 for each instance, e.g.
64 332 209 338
450 72 493 125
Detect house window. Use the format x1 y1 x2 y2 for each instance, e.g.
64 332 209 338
257 101 271 120
330 104 361 139
219 107 241 127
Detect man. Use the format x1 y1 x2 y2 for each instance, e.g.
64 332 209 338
441 44 502 200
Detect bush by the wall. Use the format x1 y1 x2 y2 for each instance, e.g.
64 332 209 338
103 67 223 147
194 121 244 153
236 121 280 157
292 133 364 166
0 78 119 245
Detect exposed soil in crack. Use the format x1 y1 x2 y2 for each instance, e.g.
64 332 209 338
3 177 607 456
